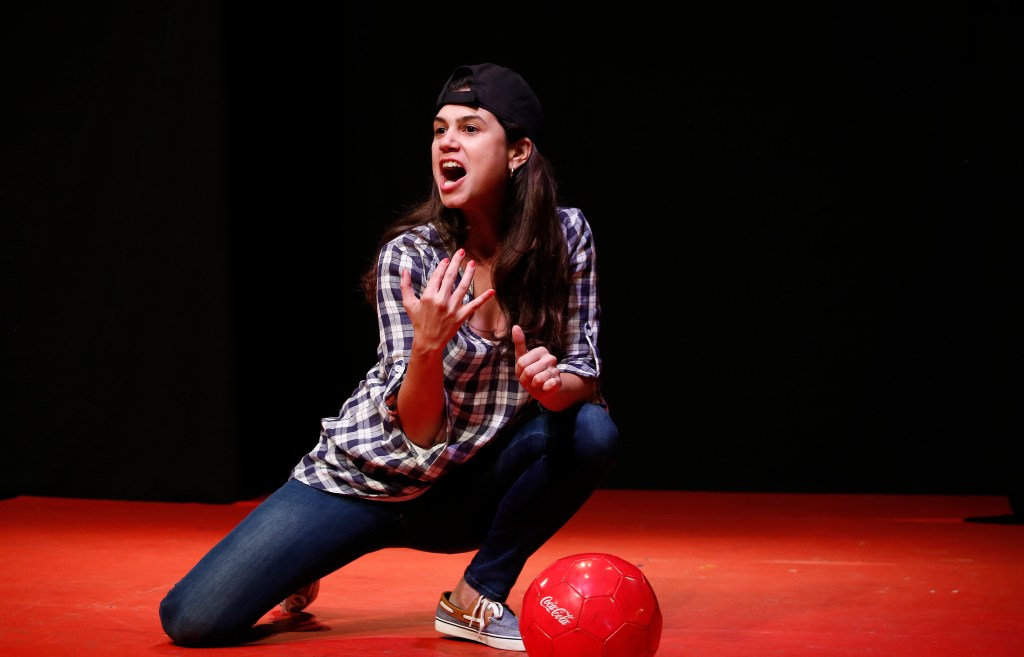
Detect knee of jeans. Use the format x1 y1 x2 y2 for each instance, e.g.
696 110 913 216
575 403 620 465
159 588 231 647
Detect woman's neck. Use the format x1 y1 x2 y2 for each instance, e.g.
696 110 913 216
460 203 502 258
463 224 500 264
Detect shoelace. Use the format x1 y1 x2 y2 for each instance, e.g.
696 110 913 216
467 596 504 637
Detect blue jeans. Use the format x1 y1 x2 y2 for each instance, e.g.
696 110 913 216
159 402 619 646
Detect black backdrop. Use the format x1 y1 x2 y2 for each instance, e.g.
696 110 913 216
2 2 1020 502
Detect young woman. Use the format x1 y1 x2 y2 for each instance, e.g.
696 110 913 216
159 62 619 652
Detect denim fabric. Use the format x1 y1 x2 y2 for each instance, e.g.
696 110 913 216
159 402 618 646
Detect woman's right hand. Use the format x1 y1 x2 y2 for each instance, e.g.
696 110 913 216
400 248 495 351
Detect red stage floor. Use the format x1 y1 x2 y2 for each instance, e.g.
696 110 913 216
1 489 1021 656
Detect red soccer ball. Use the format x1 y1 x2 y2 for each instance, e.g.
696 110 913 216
520 552 662 657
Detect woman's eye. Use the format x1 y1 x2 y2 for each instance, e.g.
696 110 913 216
434 126 447 137
463 125 479 134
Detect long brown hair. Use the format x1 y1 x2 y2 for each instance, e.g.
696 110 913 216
360 137 571 359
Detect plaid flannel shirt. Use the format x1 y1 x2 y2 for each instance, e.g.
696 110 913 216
290 207 604 499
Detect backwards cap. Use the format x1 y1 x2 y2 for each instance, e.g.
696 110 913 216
435 63 544 145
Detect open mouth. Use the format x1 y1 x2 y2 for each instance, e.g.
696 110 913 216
441 161 466 183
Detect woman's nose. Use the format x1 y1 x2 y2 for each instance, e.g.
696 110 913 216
437 131 459 151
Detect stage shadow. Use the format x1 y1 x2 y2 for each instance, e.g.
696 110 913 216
245 610 331 641
963 514 1024 525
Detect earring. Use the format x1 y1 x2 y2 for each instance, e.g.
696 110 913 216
509 166 516 178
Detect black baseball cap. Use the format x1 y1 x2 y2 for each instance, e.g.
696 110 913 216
435 63 544 145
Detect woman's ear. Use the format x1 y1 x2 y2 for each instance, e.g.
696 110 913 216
508 137 533 170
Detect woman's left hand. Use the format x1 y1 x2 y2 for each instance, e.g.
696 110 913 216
512 325 563 396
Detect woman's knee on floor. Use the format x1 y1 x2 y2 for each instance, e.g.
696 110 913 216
159 585 245 647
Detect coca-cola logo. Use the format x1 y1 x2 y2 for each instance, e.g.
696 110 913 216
539 595 575 626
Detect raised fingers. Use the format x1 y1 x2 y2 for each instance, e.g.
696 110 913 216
438 249 467 295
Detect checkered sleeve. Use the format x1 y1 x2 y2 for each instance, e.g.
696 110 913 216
557 207 603 381
375 230 454 448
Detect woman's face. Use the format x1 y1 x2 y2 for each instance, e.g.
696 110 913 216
432 104 512 217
